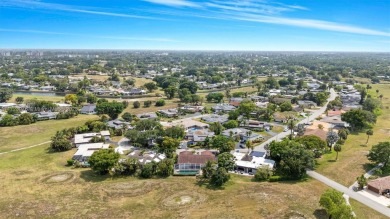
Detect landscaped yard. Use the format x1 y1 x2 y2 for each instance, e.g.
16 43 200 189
316 84 390 187
0 114 99 152
0 143 386 219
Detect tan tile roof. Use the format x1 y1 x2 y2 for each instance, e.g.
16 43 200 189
368 176 390 190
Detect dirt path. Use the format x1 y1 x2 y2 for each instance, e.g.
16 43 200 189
0 141 51 156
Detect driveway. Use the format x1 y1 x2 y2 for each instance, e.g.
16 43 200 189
307 170 390 217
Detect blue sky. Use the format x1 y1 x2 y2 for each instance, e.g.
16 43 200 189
0 0 389 51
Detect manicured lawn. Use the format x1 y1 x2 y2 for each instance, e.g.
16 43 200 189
316 84 390 186
0 143 386 218
0 115 99 152
121 98 180 115
10 94 66 103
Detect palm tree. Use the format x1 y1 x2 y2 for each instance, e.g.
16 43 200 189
379 94 383 102
326 131 339 151
366 129 373 145
287 118 296 139
376 89 379 95
246 140 254 153
334 144 341 161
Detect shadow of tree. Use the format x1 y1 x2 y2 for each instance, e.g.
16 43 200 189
79 169 111 182
313 209 328 219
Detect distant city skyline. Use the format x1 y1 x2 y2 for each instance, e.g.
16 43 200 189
0 0 389 52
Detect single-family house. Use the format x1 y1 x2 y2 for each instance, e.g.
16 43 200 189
201 114 229 124
180 105 204 113
212 104 236 113
320 115 349 128
136 112 158 120
127 150 166 165
174 150 216 175
186 129 215 144
233 151 275 174
74 131 111 147
367 176 390 195
80 104 96 114
72 142 110 163
157 108 178 118
297 100 317 108
222 128 264 142
34 112 59 120
240 120 266 130
107 119 132 130
229 98 244 107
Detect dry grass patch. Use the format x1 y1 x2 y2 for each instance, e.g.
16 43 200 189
316 84 390 186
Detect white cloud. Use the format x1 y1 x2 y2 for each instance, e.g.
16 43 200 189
0 28 180 42
143 0 200 7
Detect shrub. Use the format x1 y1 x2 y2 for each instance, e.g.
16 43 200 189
67 159 75 166
254 166 273 181
269 175 282 182
144 100 152 107
155 99 165 107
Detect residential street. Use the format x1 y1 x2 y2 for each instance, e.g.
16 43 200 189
307 170 390 217
253 88 337 152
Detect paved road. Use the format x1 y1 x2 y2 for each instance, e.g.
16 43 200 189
254 88 337 152
307 170 390 217
0 141 51 156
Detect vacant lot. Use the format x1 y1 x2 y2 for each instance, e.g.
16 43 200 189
0 115 99 152
0 144 386 219
316 84 390 186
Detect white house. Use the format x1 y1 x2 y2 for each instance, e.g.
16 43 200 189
233 151 275 174
72 142 110 162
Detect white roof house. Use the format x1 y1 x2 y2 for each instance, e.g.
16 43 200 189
233 151 275 174
74 131 111 147
161 118 209 130
72 142 110 162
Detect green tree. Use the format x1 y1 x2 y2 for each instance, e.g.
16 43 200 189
223 120 239 129
254 166 273 181
0 114 18 126
0 88 13 102
139 162 156 178
7 107 20 115
228 110 240 120
217 152 235 171
334 144 342 161
319 189 354 219
238 99 256 120
341 109 377 131
356 174 367 190
156 159 174 177
143 82 158 93
133 101 140 108
362 98 381 112
144 100 152 107
164 86 177 99
212 135 235 153
88 149 120 175
159 137 180 158
179 81 198 94
365 129 373 145
113 158 139 176
278 144 315 179
338 128 349 140
201 160 216 180
122 112 133 122
287 118 296 139
15 96 24 104
86 94 97 104
296 124 305 137
326 131 339 151
246 140 254 152
209 122 225 135
18 113 36 125
96 101 125 119
206 92 224 103
280 101 293 112
50 138 72 152
367 142 390 168
210 167 230 187
65 94 78 105
164 126 185 139
155 99 165 106
296 135 326 151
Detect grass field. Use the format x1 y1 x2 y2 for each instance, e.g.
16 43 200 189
0 115 99 152
316 84 390 186
0 144 386 219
